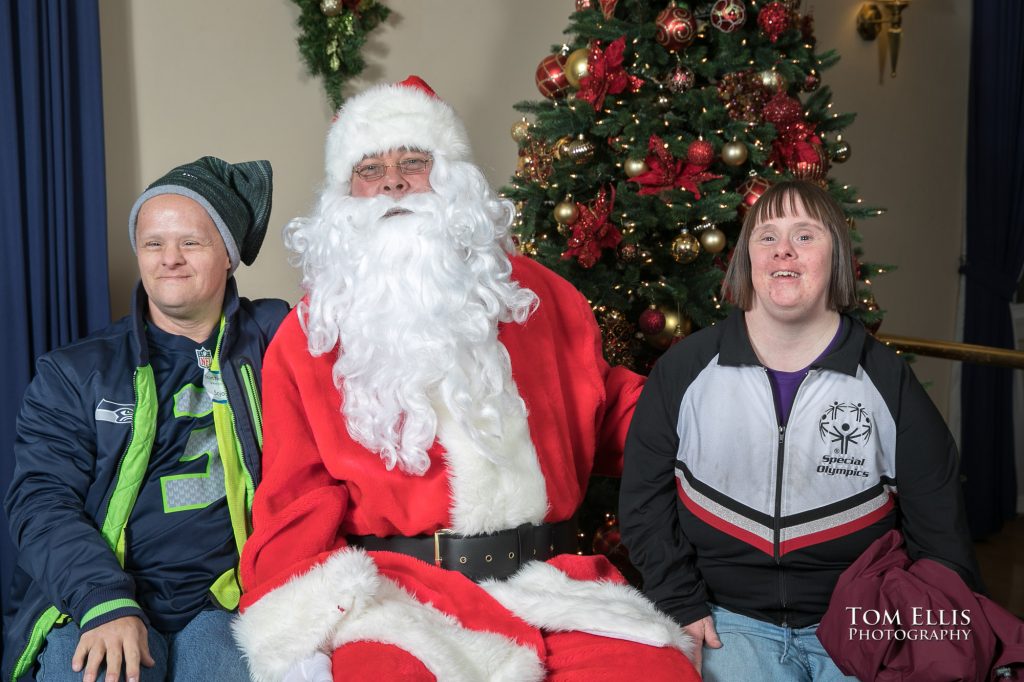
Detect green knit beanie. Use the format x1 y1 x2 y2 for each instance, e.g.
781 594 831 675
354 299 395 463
128 156 273 273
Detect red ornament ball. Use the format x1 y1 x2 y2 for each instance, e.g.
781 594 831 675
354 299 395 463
687 139 715 166
791 141 829 185
664 65 697 93
655 6 698 52
535 54 570 99
762 92 804 126
757 1 791 43
575 0 594 10
617 242 641 263
737 175 773 217
803 71 821 92
711 0 747 33
638 307 667 336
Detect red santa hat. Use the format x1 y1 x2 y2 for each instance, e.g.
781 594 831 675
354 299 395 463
326 76 473 193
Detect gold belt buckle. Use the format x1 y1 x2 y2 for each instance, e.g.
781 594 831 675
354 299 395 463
433 528 453 567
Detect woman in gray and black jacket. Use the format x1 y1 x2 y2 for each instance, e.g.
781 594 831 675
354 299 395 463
620 180 981 682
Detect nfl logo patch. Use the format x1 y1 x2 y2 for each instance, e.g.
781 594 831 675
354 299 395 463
196 347 213 370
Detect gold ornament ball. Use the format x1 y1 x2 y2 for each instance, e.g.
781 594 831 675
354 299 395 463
644 305 694 350
511 119 531 143
757 69 788 92
558 135 596 164
564 48 591 87
720 140 749 166
553 200 580 225
831 138 851 163
671 232 701 264
624 158 649 177
320 0 343 16
699 227 727 254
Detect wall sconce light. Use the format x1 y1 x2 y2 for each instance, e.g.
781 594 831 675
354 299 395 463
856 1 910 77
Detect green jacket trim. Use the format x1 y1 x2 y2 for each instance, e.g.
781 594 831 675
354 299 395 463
80 599 142 628
100 366 158 562
10 608 64 681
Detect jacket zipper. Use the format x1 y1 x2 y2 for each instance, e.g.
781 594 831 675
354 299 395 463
216 319 256 514
775 423 787 626
766 367 816 626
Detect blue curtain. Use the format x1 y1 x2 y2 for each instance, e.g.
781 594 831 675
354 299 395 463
960 0 1024 539
0 0 110 640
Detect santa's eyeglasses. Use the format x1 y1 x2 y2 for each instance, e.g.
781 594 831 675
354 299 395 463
352 156 433 181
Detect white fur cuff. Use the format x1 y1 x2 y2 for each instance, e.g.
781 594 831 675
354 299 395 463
234 547 544 682
233 548 381 682
480 561 695 659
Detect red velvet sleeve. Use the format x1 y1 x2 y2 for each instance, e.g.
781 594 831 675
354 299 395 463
239 308 351 609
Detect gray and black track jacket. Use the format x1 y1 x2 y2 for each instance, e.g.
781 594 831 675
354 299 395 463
620 310 980 629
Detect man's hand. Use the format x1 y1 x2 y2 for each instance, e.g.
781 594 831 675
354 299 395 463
682 614 722 673
72 616 155 682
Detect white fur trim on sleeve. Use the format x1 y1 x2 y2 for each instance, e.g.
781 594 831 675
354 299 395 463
329 577 544 682
233 548 381 682
234 547 544 682
480 561 695 660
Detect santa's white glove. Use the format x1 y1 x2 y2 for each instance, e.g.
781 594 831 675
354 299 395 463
282 652 333 682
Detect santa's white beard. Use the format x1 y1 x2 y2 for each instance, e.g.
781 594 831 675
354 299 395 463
286 162 538 475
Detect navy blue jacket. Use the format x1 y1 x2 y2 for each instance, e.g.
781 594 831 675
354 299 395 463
3 279 288 682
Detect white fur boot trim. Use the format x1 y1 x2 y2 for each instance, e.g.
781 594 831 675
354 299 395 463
480 561 695 659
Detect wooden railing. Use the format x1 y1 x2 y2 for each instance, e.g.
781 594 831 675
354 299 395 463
876 334 1024 369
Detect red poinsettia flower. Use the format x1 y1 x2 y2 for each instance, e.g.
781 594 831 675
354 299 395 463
561 187 621 268
577 37 643 111
628 135 721 199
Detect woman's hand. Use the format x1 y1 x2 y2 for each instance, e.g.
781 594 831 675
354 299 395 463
682 614 722 673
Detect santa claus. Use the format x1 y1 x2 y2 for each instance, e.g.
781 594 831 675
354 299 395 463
233 76 697 682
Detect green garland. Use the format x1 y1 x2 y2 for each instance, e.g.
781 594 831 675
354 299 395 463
291 0 391 110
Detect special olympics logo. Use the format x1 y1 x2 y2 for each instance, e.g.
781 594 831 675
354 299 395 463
818 402 872 455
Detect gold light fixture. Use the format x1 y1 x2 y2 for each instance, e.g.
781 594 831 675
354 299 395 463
856 1 910 77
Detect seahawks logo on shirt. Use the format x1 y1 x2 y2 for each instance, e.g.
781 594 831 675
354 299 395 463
95 399 134 425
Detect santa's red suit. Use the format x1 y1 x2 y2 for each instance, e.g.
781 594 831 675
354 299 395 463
235 256 697 681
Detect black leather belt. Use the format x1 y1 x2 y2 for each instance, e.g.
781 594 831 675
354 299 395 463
349 517 579 582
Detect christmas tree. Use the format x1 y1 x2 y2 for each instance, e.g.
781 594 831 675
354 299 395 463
502 0 887 566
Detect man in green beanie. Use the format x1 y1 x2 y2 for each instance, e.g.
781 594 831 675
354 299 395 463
3 157 290 682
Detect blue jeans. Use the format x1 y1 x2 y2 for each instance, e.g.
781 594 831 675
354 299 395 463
701 605 858 682
36 609 250 682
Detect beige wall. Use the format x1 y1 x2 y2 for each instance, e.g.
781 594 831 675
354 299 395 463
99 0 971 419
